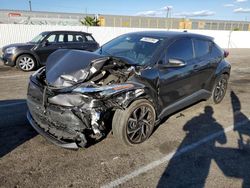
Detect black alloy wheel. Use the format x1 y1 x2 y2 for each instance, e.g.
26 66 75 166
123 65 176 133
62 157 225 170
213 74 229 104
112 99 156 146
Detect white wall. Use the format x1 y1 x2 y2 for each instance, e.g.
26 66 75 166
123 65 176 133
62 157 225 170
0 24 250 48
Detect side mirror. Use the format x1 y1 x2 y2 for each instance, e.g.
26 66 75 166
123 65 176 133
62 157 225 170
42 40 49 47
166 59 186 67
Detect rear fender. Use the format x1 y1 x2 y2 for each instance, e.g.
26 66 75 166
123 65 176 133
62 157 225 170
207 60 231 92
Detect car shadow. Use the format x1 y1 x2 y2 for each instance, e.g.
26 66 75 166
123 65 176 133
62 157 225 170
157 91 250 188
0 99 37 158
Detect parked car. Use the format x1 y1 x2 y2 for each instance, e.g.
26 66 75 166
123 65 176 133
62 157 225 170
0 31 99 71
26 31 231 149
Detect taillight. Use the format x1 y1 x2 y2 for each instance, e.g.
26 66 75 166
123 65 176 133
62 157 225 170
224 50 229 58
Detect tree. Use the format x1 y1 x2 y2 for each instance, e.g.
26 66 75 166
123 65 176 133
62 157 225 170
80 16 100 26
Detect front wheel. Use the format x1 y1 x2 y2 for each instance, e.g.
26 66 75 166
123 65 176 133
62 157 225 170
112 99 156 146
211 74 229 104
16 54 36 72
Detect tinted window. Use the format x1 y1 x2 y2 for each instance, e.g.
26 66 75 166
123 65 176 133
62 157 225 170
211 43 223 57
194 39 210 58
167 38 193 61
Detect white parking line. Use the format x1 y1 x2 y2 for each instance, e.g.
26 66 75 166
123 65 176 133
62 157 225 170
0 74 30 79
101 118 250 188
0 101 26 108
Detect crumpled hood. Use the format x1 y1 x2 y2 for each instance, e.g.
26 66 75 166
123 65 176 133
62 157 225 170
46 49 110 88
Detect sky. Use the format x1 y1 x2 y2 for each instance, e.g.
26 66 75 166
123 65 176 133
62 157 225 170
1 0 250 21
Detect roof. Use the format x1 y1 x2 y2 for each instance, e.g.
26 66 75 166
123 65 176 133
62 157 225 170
41 30 91 35
128 31 214 41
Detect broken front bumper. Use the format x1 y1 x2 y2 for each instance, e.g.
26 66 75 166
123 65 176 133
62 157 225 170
26 71 146 149
27 112 79 149
27 79 91 149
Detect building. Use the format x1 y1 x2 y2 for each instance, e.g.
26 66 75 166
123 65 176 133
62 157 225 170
0 9 249 31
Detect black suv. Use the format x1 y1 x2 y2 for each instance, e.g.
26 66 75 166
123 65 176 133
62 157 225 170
27 31 231 149
1 31 99 71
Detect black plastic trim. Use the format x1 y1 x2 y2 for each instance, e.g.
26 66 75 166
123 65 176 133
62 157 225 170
159 89 211 119
27 111 79 149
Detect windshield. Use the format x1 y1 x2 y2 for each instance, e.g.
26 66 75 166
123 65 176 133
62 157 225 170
97 34 166 65
30 33 47 43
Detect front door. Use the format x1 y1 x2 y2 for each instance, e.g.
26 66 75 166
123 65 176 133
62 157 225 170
35 34 66 64
158 37 197 109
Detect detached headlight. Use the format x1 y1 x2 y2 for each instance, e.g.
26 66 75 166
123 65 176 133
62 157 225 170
5 47 16 54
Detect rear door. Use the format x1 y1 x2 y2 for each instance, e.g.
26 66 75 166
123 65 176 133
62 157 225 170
65 34 99 51
62 33 83 50
192 38 216 90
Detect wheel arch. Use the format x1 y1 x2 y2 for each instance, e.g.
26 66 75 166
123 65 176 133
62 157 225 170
207 61 231 92
113 87 159 118
14 52 40 66
112 98 157 146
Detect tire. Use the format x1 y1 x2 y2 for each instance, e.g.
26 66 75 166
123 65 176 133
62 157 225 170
16 54 36 72
112 99 156 146
210 74 229 104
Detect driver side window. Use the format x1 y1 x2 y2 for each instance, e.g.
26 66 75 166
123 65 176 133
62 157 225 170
167 38 194 62
46 34 56 43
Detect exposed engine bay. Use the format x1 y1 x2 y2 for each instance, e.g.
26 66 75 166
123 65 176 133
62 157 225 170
27 49 145 149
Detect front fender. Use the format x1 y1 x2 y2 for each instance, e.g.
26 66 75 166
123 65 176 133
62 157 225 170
103 83 159 117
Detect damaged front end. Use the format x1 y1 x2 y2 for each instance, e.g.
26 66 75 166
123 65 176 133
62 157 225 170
27 49 145 149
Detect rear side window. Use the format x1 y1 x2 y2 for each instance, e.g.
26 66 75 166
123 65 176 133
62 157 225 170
167 38 193 61
194 39 210 58
58 34 65 42
86 35 94 41
211 43 223 57
68 34 74 42
74 34 86 42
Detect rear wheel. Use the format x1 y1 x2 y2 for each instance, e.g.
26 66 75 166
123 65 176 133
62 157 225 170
16 54 36 72
112 99 156 146
211 74 229 104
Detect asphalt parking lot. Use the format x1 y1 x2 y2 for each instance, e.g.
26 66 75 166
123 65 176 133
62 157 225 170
0 49 250 188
